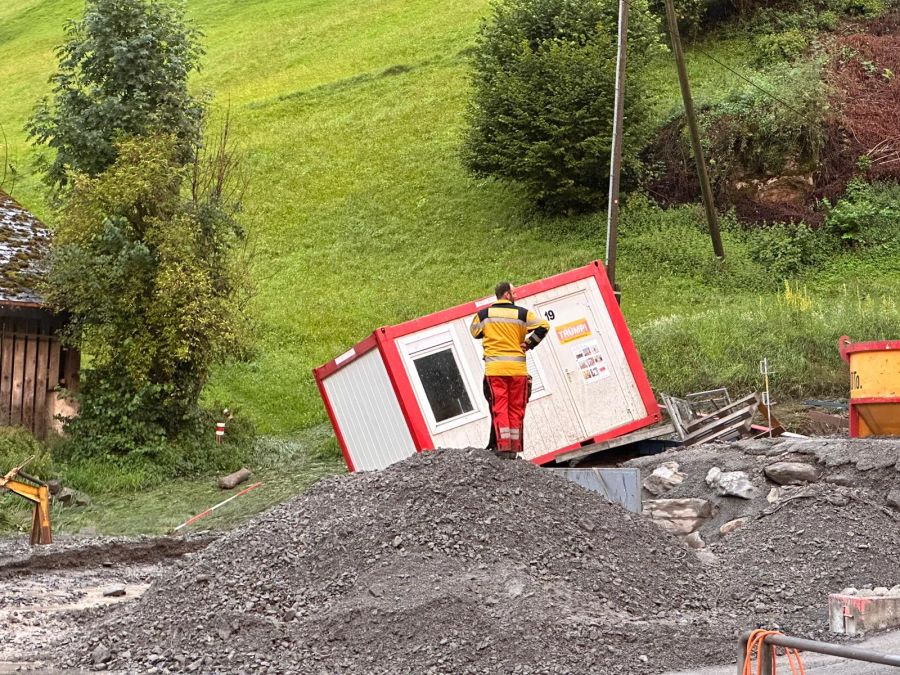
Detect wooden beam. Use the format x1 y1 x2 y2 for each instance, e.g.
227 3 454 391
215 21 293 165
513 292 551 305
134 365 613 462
10 335 26 427
22 336 37 433
0 332 10 426
33 337 50 439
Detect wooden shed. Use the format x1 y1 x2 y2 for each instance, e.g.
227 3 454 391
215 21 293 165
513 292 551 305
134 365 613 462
314 261 661 472
0 191 79 439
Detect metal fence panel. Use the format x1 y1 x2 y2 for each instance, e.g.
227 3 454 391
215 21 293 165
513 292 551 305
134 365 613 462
548 467 641 513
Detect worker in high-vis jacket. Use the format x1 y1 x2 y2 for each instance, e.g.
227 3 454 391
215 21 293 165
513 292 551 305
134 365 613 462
470 281 549 458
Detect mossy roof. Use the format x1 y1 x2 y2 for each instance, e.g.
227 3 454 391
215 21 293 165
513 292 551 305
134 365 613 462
0 191 50 305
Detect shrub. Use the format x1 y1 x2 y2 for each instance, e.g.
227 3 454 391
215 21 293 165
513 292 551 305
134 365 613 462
754 29 811 65
746 222 836 280
44 134 252 456
0 428 54 479
27 0 204 190
697 63 829 195
463 0 664 214
824 178 900 248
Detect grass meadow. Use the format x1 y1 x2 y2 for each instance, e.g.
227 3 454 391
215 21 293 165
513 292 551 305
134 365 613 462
1 0 897 439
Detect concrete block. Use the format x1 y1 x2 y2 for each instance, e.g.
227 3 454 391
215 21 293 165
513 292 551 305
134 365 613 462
829 589 900 636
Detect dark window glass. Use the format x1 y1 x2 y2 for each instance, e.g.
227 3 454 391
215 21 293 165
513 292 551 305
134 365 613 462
413 349 473 423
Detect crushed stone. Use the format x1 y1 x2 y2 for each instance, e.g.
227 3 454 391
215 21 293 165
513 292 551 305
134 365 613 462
59 448 719 674
32 438 900 674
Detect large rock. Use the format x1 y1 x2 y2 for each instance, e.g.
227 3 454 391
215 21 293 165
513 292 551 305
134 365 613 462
643 498 714 535
684 531 706 549
764 461 821 485
642 462 685 496
55 487 92 507
720 517 749 535
887 488 900 511
705 467 758 500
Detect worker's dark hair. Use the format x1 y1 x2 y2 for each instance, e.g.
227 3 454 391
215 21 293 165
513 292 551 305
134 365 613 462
495 281 511 299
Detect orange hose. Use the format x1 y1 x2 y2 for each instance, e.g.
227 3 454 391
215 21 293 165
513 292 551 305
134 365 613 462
743 629 806 675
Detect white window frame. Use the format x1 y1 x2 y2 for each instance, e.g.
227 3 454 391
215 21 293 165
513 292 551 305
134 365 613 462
398 325 488 434
525 350 553 402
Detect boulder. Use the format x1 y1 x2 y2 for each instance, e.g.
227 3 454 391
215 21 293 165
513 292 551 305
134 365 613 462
764 461 821 485
705 467 758 500
887 488 900 511
719 517 749 535
55 487 91 507
47 479 62 495
642 462 685 496
684 531 705 549
92 643 111 665
643 498 714 535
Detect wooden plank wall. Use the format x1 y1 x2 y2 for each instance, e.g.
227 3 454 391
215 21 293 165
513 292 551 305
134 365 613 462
0 315 68 439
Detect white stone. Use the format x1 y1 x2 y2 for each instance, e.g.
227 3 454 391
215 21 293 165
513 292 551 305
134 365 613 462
764 461 821 485
643 462 685 496
706 467 758 500
720 518 749 535
643 498 714 535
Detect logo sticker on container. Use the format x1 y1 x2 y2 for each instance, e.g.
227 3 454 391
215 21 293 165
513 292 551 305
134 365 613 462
555 318 591 344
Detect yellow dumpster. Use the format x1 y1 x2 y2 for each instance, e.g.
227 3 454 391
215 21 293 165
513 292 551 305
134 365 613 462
839 336 900 438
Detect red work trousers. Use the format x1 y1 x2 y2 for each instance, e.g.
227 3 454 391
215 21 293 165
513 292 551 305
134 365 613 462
486 375 529 453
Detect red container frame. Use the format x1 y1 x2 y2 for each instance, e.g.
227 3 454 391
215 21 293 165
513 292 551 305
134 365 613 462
314 261 661 470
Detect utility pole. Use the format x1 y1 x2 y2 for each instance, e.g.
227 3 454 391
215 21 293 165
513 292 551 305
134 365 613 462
662 0 725 259
605 0 629 290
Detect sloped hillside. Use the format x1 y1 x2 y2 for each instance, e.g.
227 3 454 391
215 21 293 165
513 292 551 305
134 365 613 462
1 0 897 433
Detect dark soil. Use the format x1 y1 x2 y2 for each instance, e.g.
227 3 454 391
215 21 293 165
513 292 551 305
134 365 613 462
645 12 900 225
0 535 215 579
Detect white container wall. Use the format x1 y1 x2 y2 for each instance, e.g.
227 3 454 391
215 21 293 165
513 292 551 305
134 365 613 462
315 262 660 472
321 348 417 471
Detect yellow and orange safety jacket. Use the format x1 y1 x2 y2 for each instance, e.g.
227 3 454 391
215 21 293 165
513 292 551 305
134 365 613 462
470 300 550 376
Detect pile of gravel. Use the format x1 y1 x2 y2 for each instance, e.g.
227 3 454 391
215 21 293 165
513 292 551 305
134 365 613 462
710 484 900 638
61 448 717 674
625 437 900 544
58 442 900 673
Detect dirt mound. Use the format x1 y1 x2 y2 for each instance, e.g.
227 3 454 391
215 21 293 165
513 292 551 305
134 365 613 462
820 21 900 196
646 13 900 225
712 485 900 638
60 448 715 674
626 437 900 543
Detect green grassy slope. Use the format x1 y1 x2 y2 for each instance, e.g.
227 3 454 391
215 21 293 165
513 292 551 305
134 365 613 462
1 0 896 434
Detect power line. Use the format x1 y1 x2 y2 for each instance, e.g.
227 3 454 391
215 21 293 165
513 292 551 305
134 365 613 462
693 46 809 116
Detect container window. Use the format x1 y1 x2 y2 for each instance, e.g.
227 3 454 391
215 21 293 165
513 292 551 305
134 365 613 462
412 349 474 423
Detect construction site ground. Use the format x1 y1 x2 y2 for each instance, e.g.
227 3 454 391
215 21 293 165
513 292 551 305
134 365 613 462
1 437 899 674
